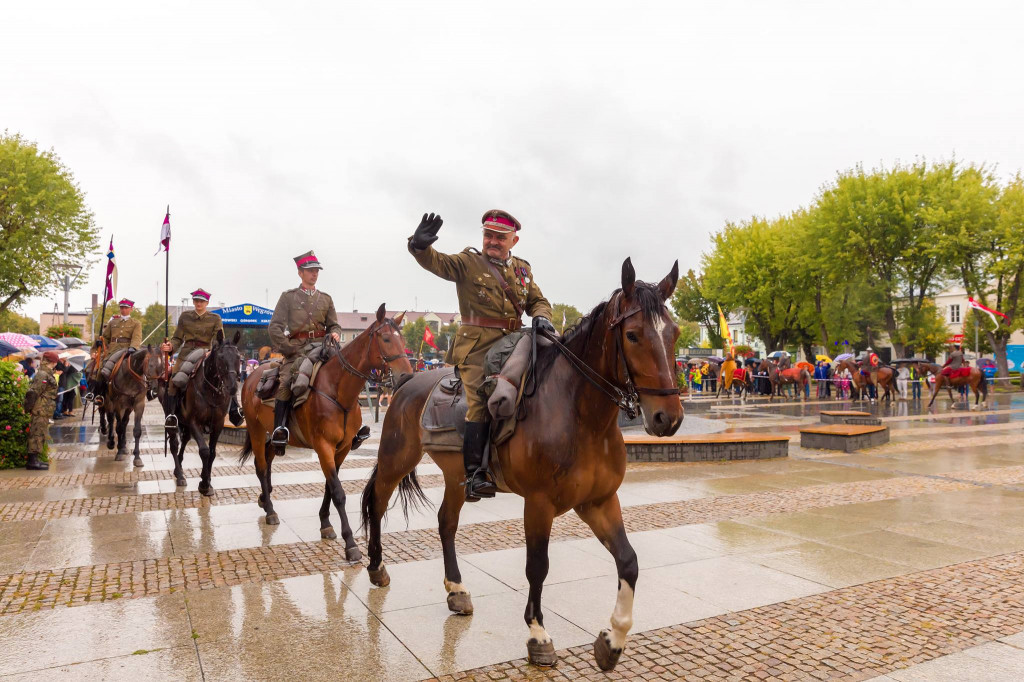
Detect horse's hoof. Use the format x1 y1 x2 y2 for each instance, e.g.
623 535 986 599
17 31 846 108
593 630 622 671
133 456 144 468
106 442 115 451
447 591 474 615
114 453 125 462
199 485 214 497
527 638 557 667
320 527 337 540
265 512 280 525
175 476 186 487
345 546 362 562
368 566 390 587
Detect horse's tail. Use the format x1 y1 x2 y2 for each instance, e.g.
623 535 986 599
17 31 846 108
360 463 430 533
238 431 253 466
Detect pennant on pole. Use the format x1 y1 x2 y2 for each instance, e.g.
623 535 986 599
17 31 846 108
155 209 171 255
104 237 118 303
968 296 1007 327
423 325 439 351
717 304 735 355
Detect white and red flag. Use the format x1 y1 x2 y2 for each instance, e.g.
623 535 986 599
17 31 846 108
155 208 171 255
104 237 118 303
968 296 1007 327
423 325 439 350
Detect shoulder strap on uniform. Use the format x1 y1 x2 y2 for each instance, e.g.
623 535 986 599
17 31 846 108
464 247 481 255
481 255 525 319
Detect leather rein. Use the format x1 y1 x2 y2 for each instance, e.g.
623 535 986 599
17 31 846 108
311 319 405 416
537 294 680 420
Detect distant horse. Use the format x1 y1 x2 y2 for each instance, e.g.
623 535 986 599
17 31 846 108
714 360 752 399
83 338 110 434
101 346 165 466
834 358 899 402
239 304 412 561
757 358 809 401
913 361 988 408
166 330 242 492
361 259 683 671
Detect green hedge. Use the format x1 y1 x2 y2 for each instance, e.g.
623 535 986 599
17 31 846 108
0 359 46 469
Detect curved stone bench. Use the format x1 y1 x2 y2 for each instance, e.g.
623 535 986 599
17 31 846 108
800 424 888 452
624 433 789 463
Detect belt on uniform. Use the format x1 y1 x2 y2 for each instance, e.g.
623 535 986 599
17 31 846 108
290 330 326 341
112 337 132 343
184 341 209 347
462 316 522 331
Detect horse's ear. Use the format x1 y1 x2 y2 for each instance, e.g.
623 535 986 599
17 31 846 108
621 258 636 297
658 260 679 301
376 303 386 323
216 328 225 345
232 330 241 345
393 311 405 326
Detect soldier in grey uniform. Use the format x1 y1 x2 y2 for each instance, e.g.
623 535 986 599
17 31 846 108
267 250 342 451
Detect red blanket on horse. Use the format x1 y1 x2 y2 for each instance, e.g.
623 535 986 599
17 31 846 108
732 367 747 382
941 367 971 379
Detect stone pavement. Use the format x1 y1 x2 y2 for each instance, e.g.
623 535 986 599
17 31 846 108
1 394 1023 680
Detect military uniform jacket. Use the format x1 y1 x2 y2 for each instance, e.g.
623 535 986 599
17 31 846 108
27 366 58 417
102 316 142 354
170 310 223 356
268 288 342 358
409 243 552 367
946 351 965 370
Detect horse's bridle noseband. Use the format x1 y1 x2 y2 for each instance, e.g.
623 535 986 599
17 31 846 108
330 319 405 389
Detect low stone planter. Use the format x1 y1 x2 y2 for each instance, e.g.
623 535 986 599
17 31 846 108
800 424 889 452
624 433 789 463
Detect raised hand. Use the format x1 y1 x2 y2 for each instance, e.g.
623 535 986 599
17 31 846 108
410 212 443 250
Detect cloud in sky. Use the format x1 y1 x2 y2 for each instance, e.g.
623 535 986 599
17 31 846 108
4 0 1024 321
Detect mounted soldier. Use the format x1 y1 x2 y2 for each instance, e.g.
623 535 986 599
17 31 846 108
161 288 224 428
408 210 554 501
942 344 965 376
92 298 142 401
267 250 342 452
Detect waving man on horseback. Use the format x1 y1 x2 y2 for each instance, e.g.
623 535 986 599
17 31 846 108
409 210 555 501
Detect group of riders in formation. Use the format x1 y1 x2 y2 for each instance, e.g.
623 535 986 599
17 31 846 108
17 209 987 672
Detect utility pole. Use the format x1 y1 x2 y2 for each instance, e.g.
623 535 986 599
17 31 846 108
55 263 83 326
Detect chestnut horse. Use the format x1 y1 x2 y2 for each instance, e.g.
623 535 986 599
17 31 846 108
102 346 165 466
166 329 242 492
360 259 683 672
238 304 412 561
834 358 899 401
913 361 988 408
757 358 810 401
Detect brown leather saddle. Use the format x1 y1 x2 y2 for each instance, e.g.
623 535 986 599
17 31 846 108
420 368 469 449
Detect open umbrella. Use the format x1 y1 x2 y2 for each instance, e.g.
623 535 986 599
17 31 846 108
706 356 726 364
796 361 815 371
834 353 854 363
0 340 23 358
815 354 832 363
30 335 66 349
59 337 86 348
60 350 90 371
0 332 39 349
767 350 790 359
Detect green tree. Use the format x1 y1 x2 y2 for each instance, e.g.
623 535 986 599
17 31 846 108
962 312 994 355
44 322 79 338
551 303 582 334
673 320 700 352
0 308 39 334
138 302 174 344
669 269 722 348
402 317 429 355
0 133 99 313
435 322 460 352
890 299 949 358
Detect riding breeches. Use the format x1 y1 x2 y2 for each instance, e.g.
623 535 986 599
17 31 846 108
275 354 303 402
458 347 491 424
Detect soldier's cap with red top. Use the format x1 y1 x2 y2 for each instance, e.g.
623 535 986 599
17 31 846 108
42 351 60 364
117 298 134 308
481 209 521 234
293 250 323 270
190 288 211 302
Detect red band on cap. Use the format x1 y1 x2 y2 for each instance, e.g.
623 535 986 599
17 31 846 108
486 216 515 229
296 255 318 266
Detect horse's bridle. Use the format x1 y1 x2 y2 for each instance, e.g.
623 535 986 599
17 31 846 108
540 293 680 419
118 349 162 398
330 319 405 389
197 345 239 402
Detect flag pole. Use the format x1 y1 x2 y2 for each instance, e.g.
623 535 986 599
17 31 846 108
97 233 112 340
164 205 170 340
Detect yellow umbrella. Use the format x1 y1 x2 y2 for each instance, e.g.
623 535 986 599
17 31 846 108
815 354 833 362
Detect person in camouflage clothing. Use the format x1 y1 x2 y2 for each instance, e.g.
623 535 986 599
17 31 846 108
409 210 554 501
24 351 60 470
161 288 224 427
267 250 342 451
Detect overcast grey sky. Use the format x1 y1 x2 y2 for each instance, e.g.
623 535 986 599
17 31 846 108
5 1 1024 322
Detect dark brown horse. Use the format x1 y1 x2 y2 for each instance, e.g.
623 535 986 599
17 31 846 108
238 304 412 561
166 330 242 492
360 259 683 671
83 338 110 434
102 346 165 466
834 358 899 401
913 361 988 408
757 358 810 401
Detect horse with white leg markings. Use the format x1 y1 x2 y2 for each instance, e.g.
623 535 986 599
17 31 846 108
361 259 684 671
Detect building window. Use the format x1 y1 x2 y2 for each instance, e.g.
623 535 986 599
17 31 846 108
949 304 960 324
339 333 346 342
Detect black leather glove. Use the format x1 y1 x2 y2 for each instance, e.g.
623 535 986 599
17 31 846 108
410 212 443 250
533 317 556 336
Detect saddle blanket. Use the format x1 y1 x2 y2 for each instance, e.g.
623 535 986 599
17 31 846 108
941 367 971 379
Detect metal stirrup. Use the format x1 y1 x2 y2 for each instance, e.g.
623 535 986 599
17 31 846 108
164 414 179 431
270 426 290 445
